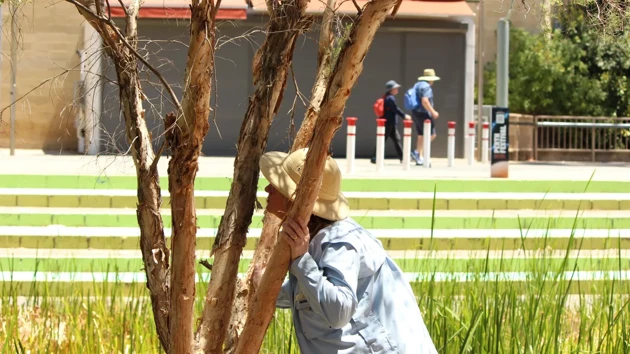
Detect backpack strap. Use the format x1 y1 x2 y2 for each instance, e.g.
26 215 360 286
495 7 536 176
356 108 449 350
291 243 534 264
415 82 423 111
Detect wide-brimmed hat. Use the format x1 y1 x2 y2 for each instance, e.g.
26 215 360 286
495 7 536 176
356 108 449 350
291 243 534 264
259 148 349 221
418 68 440 81
385 80 401 90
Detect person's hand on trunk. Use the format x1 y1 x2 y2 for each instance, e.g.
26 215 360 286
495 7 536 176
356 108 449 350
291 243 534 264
282 217 310 261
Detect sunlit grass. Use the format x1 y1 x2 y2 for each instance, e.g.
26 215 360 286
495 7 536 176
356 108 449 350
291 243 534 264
1 244 629 353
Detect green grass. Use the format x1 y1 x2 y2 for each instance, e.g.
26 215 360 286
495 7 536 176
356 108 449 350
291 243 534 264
1 172 629 351
1 249 629 353
1 174 629 192
1 256 629 274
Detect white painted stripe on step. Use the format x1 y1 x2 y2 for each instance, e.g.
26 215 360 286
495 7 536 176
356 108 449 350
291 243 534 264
2 270 629 283
0 226 628 238
1 248 629 260
2 188 630 200
1 207 628 219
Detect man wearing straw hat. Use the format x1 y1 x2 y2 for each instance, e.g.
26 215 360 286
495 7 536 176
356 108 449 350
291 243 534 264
253 148 439 354
410 69 440 166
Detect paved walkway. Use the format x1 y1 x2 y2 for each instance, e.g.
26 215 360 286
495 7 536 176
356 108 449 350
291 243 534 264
1 149 629 181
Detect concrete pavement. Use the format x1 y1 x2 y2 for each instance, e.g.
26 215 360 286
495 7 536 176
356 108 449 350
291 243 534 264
1 149 629 181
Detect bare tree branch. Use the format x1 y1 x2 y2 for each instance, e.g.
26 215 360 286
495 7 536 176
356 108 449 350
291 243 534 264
352 0 362 15
391 0 402 17
65 0 181 112
68 0 172 352
0 63 83 119
196 0 314 352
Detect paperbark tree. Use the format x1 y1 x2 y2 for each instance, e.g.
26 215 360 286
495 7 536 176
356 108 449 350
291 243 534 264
194 0 313 352
55 0 399 352
231 0 401 352
223 0 337 350
65 0 175 351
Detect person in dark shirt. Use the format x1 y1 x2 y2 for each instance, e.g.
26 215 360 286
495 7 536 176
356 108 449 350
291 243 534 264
371 80 412 164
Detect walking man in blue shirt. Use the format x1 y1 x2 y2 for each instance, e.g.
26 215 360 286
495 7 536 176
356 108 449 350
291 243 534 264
410 69 440 166
371 80 413 164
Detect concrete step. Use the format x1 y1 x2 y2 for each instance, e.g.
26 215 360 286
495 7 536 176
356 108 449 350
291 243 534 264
1 207 628 217
1 189 628 210
3 248 628 260
1 174 629 193
1 208 629 229
1 226 628 251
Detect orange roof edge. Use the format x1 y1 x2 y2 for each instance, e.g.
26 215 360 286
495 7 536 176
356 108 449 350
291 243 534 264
252 0 475 19
110 0 247 19
109 0 473 20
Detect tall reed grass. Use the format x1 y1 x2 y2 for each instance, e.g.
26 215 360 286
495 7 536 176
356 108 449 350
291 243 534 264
1 245 628 353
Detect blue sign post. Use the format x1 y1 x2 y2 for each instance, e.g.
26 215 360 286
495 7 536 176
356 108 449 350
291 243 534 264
490 107 509 178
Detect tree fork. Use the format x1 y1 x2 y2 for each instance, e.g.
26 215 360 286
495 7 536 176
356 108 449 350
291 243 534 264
231 0 399 352
194 3 313 353
222 1 337 350
168 0 220 352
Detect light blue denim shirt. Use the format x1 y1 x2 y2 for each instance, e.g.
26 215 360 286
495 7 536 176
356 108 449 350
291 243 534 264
276 217 438 354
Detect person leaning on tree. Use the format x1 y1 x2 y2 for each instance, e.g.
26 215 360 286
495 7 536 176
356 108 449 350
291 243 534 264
253 148 439 354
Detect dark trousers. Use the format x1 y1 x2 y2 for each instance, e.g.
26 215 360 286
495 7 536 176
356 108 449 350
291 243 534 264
372 121 404 161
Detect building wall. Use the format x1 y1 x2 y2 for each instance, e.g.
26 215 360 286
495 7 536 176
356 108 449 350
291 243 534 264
0 1 84 152
100 16 469 158
468 0 549 67
0 2 470 157
0 0 547 155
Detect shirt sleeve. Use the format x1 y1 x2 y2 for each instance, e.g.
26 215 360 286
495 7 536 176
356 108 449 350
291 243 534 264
385 95 406 118
276 278 293 309
289 243 360 329
418 83 431 98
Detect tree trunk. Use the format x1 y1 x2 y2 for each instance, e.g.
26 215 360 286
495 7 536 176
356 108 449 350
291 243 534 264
291 0 336 150
167 1 219 353
222 2 337 350
69 1 172 352
232 1 399 352
194 2 312 353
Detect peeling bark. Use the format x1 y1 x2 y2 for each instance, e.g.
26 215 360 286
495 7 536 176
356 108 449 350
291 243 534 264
68 0 171 352
167 0 218 353
291 0 336 150
232 1 399 352
194 3 312 353
223 2 337 351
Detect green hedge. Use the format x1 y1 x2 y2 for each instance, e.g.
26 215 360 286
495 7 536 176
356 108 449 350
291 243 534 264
481 7 630 117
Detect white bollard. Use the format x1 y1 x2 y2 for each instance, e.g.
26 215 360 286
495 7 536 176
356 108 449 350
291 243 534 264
402 119 412 170
467 121 476 166
346 117 357 173
375 118 386 172
447 121 455 167
423 119 431 168
481 122 489 164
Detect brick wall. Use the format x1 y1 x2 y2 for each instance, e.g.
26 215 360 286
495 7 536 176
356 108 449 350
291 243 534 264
0 1 83 152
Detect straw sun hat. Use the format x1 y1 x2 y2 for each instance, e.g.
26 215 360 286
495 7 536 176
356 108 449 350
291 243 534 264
259 148 349 221
417 68 441 81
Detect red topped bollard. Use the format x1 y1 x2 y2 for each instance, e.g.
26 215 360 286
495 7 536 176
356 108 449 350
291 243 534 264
346 117 358 174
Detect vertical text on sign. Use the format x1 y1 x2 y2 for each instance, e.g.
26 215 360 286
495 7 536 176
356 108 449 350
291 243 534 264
491 107 510 178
